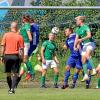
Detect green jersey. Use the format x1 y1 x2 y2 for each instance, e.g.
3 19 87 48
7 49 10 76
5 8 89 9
42 40 57 60
75 24 93 44
20 22 31 43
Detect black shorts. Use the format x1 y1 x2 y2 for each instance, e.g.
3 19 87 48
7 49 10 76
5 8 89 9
4 54 20 73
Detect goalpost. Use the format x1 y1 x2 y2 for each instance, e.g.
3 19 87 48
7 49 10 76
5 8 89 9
0 6 100 62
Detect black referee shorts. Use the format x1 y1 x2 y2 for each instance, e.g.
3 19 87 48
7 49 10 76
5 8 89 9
4 54 20 73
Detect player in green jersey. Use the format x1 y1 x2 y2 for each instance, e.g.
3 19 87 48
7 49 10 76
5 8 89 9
40 33 59 88
74 16 96 82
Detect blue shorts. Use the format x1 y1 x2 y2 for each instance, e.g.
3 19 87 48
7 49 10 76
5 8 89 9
66 56 82 70
28 45 37 57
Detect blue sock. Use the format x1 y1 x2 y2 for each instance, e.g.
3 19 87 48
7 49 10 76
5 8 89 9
86 74 91 85
73 73 78 85
64 71 70 86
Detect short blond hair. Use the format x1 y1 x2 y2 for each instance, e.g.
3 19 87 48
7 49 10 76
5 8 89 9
75 16 86 21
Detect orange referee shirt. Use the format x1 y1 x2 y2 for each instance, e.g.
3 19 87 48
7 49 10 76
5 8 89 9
1 32 24 54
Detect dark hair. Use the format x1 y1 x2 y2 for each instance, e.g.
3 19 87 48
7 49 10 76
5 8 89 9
66 27 73 33
29 18 34 23
22 15 30 22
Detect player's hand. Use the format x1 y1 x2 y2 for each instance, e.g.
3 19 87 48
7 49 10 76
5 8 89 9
42 59 46 64
78 39 82 43
0 57 3 64
74 47 78 51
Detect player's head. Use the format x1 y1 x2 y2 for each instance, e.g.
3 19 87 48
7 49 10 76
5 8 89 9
75 16 85 26
64 27 73 37
22 15 30 23
30 18 34 24
48 33 55 41
10 21 18 32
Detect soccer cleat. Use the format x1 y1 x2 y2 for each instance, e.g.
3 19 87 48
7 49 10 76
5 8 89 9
70 84 75 89
91 69 97 76
53 83 59 88
30 74 35 81
25 73 31 81
86 85 90 89
40 85 47 88
95 86 100 89
8 89 15 94
61 84 69 89
81 74 89 82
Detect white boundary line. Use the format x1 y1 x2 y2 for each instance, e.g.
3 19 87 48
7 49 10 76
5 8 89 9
0 6 100 9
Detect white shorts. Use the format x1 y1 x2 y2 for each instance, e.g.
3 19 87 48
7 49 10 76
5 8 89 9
81 42 95 56
24 43 30 56
42 60 57 69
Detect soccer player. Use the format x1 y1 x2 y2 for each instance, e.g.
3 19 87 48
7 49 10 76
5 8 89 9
17 15 34 83
0 21 24 94
28 18 39 57
96 64 100 89
74 16 96 82
61 28 82 89
40 33 59 88
25 18 40 80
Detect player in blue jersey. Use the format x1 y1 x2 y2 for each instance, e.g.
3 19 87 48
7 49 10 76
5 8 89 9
25 18 40 80
61 28 92 89
28 18 39 57
61 28 82 89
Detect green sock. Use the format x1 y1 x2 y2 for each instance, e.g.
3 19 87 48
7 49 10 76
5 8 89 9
97 78 100 88
83 63 87 74
54 74 59 84
41 76 45 86
88 57 95 69
26 60 34 75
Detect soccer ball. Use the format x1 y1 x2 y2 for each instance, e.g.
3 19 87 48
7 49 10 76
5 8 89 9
51 27 59 34
34 64 42 71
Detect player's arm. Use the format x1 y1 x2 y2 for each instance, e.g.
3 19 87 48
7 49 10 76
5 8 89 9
54 55 59 64
18 35 24 61
0 35 6 62
78 26 91 43
74 34 79 51
53 48 59 64
25 23 32 41
27 31 32 42
78 31 91 43
41 47 46 64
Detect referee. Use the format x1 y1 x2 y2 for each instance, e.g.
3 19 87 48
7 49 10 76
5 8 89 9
1 21 24 94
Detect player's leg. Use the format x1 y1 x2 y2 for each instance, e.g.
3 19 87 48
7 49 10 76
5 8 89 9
52 61 59 88
6 73 12 91
71 68 80 88
85 70 91 89
61 56 74 89
40 69 47 88
85 60 92 89
96 64 100 89
27 45 38 80
40 60 49 88
86 44 96 75
8 55 20 94
81 47 89 81
3 55 12 92
71 57 82 88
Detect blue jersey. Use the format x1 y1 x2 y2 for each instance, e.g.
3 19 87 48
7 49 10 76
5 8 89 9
65 33 80 57
30 23 39 46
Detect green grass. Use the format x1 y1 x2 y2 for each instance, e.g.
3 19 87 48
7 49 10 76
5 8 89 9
0 88 100 100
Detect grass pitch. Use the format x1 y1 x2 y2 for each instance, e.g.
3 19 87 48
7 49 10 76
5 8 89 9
0 88 100 100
